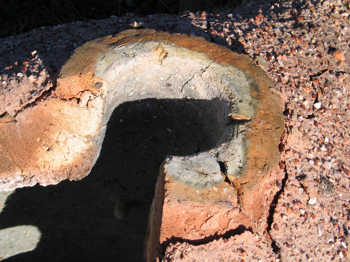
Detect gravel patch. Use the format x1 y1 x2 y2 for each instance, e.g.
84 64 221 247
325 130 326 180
0 0 349 261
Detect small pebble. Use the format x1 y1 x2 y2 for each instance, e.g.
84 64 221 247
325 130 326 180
333 50 345 62
308 197 317 205
313 102 322 110
28 75 36 82
95 82 103 88
320 144 327 151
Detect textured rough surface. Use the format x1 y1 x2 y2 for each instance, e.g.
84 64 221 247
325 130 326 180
147 161 283 261
0 0 348 261
162 231 277 262
162 153 224 189
0 28 283 261
1 29 283 262
0 29 283 193
0 51 53 117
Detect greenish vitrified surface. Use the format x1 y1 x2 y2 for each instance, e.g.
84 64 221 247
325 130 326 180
94 41 257 182
163 153 223 189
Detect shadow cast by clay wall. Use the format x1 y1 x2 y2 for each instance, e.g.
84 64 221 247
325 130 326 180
0 98 232 262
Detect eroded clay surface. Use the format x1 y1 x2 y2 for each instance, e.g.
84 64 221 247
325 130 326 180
0 29 283 193
0 29 283 262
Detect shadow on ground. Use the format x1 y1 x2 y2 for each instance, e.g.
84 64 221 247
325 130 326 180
0 98 231 262
0 0 246 38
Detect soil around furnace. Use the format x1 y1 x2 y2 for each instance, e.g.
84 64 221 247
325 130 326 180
0 0 349 261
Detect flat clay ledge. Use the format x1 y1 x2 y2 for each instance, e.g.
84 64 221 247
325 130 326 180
0 29 284 261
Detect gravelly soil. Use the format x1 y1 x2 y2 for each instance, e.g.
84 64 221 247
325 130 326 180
0 0 349 261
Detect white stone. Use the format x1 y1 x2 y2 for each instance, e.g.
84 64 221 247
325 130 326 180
308 197 317 205
313 102 322 109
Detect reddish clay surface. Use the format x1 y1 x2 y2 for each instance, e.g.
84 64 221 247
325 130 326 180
0 0 349 261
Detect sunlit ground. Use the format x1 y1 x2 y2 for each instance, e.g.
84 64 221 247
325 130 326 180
0 191 41 260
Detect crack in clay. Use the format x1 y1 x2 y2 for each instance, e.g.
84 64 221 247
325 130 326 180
309 69 328 80
54 90 97 108
180 73 196 93
266 161 289 256
199 63 212 76
332 70 350 75
217 160 228 177
295 175 311 200
0 113 17 124
179 63 212 93
309 69 350 80
159 225 253 260
6 78 56 118
217 160 243 210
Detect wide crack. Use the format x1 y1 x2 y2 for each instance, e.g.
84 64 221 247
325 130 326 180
159 225 253 260
266 161 289 256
